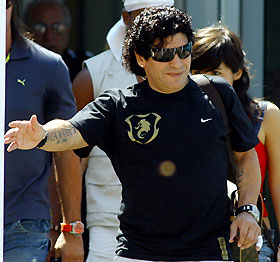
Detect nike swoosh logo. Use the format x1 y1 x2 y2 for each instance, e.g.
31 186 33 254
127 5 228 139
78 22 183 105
201 118 212 123
17 79 26 86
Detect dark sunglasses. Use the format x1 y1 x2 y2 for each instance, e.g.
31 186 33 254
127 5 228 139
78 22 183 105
150 42 192 62
32 22 66 35
6 0 14 9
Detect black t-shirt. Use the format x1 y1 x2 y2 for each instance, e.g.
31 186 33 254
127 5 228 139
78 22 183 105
69 76 258 261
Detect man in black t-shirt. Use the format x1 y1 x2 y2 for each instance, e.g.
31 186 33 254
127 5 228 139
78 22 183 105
5 5 262 262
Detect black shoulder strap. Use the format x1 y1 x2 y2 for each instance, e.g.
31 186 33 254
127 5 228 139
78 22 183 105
191 74 230 133
191 74 237 184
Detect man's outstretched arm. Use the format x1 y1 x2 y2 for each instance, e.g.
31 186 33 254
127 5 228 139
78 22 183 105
4 114 88 152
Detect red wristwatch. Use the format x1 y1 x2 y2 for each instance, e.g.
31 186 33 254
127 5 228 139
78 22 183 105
60 221 84 237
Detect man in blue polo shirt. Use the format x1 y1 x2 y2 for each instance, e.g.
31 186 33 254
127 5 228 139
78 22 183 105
5 1 83 261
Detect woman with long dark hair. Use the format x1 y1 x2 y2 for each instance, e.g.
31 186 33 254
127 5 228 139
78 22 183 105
191 24 280 262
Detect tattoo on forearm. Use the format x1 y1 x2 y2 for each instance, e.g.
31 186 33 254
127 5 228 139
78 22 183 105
48 126 78 144
236 168 244 188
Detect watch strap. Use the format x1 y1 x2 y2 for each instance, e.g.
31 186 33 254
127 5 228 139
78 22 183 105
60 221 84 236
235 205 253 216
60 223 72 232
235 204 260 222
36 131 48 148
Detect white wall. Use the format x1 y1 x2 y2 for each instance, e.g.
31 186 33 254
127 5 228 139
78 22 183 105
240 0 264 98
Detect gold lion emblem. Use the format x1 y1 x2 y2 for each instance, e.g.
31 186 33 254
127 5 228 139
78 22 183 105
125 113 161 144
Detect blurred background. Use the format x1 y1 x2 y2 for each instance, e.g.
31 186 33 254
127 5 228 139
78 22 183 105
19 0 280 105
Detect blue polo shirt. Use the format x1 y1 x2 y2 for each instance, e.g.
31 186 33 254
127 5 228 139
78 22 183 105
5 39 77 225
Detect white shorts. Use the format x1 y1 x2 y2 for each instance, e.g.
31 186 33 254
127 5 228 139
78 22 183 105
113 256 233 262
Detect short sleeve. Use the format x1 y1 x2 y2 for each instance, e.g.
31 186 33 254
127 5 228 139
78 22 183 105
45 58 77 121
69 90 117 155
207 76 259 152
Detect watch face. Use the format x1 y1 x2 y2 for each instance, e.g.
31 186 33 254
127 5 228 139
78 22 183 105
72 222 84 235
250 205 260 221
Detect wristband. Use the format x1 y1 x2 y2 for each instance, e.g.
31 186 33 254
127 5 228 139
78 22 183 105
235 204 260 223
36 131 48 148
60 221 84 237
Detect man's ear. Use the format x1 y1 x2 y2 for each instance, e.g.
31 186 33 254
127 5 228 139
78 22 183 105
134 51 146 68
233 68 243 81
122 11 130 27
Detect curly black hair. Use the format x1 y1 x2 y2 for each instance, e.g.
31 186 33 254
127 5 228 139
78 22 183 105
122 5 194 77
191 25 257 117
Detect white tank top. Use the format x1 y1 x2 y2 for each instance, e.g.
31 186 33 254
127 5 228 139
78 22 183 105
84 49 137 226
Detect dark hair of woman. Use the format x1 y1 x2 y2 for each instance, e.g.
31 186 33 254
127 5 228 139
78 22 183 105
191 25 257 117
10 0 30 47
122 5 194 77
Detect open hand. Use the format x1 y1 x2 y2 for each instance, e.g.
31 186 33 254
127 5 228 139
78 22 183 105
4 115 45 152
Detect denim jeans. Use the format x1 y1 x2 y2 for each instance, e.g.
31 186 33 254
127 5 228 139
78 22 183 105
4 219 50 262
259 229 276 262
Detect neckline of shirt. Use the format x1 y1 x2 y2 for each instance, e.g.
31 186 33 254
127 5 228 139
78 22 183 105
139 76 193 101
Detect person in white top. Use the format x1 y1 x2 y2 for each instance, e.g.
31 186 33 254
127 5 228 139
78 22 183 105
72 0 174 261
